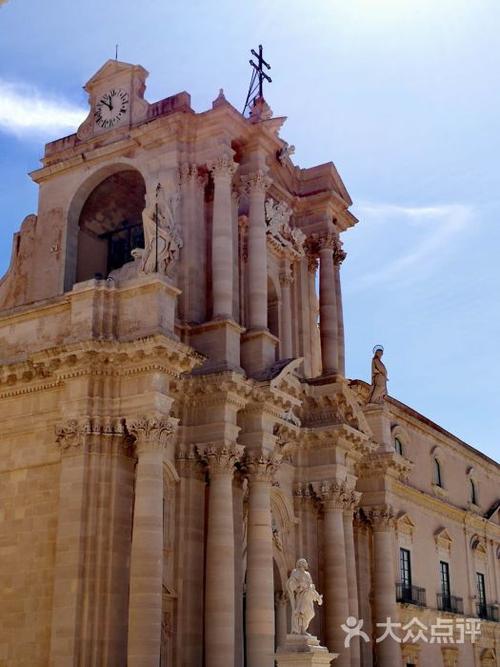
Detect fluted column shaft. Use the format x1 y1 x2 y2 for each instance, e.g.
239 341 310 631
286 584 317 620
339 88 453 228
343 505 360 667
245 455 279 667
321 483 351 667
204 446 241 667
369 507 400 666
279 268 293 358
127 417 174 667
275 593 288 650
210 156 237 318
245 171 270 329
318 235 339 375
333 241 346 376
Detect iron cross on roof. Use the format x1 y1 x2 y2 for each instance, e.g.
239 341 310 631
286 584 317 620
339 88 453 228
243 44 272 115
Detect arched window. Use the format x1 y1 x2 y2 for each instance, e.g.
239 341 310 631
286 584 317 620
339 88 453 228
394 437 403 456
470 479 478 505
433 458 443 487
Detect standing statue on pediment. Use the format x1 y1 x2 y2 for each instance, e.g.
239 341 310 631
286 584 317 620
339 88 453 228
141 182 183 277
368 345 388 404
286 558 323 635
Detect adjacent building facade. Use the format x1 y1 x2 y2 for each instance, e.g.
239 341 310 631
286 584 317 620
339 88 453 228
0 60 498 667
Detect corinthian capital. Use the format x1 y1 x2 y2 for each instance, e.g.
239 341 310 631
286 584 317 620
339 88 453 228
128 416 178 454
200 443 244 476
245 452 282 482
317 232 337 252
333 238 347 266
242 170 272 195
366 505 396 530
315 479 354 510
209 154 237 180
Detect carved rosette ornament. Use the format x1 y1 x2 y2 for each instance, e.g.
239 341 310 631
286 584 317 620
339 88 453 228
200 443 244 476
128 416 178 455
244 452 283 483
55 417 129 455
366 505 396 531
209 154 237 181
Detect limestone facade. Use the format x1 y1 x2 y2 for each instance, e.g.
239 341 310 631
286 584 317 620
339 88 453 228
0 60 498 667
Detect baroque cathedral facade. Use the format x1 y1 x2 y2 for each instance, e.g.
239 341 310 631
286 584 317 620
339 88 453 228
0 60 498 667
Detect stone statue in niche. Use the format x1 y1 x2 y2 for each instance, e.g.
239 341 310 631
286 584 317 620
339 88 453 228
286 558 323 635
141 182 182 277
368 345 388 404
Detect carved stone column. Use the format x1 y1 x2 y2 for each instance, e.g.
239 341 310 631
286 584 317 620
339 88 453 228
279 267 293 359
318 481 351 667
175 448 206 667
275 592 288 650
343 491 361 667
245 454 281 667
245 170 270 329
50 418 134 667
306 252 321 377
127 417 176 667
203 444 242 667
333 240 346 376
318 234 339 376
210 155 237 319
179 164 207 323
367 506 400 667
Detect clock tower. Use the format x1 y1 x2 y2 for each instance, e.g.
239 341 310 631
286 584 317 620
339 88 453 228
76 59 149 139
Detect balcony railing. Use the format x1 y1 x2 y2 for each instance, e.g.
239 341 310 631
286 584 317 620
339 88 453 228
396 583 426 607
476 603 499 622
437 594 464 614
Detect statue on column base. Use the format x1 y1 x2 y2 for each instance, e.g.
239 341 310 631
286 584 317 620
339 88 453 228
275 558 338 666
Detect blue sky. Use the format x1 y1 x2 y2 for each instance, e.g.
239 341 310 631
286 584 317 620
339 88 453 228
0 0 499 461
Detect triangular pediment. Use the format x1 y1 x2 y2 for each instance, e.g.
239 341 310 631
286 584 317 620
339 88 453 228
435 528 453 550
84 59 149 91
397 512 416 530
485 499 500 524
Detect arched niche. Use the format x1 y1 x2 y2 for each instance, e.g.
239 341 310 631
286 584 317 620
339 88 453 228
65 164 147 290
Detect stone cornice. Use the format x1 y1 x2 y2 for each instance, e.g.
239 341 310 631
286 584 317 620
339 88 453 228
356 451 414 483
0 335 200 396
392 478 500 538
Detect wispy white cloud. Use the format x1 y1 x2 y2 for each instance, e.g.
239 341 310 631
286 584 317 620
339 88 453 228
349 202 474 289
0 79 86 138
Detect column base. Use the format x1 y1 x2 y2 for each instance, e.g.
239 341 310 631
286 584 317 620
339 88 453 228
189 319 244 372
240 328 278 377
276 635 338 666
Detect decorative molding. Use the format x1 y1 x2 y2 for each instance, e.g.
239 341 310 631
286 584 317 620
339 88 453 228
55 416 130 455
435 527 453 553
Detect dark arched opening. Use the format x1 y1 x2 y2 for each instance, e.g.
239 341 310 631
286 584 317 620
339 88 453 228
75 169 146 283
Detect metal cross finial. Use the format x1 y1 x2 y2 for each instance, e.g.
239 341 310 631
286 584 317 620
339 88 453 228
243 44 272 116
115 44 119 60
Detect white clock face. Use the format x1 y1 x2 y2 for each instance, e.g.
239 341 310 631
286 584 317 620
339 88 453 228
94 88 129 129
